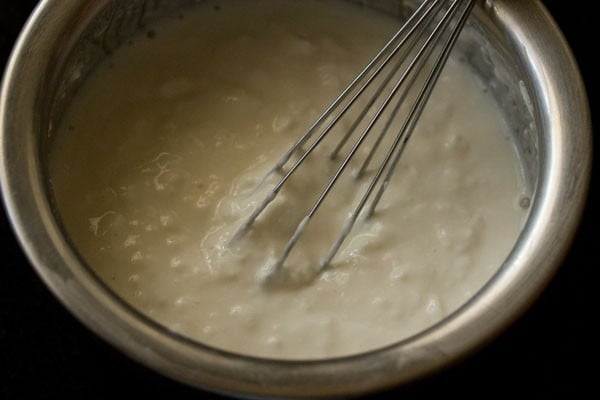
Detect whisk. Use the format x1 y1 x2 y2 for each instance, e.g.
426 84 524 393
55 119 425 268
233 0 476 284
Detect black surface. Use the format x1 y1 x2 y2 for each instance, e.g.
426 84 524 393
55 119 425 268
1 1 596 399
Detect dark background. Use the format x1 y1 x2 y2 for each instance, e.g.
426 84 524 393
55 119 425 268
1 1 596 398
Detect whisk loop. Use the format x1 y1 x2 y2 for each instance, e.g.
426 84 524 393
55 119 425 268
232 0 476 284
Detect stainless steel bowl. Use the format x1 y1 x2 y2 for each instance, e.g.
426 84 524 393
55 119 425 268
0 0 591 398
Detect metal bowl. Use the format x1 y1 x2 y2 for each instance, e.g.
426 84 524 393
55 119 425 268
0 0 591 398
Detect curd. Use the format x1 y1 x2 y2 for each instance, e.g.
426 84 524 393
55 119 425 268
50 0 526 359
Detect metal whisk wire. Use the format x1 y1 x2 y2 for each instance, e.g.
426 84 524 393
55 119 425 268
233 0 476 283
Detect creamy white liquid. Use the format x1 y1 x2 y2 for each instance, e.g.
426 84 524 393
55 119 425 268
50 0 526 359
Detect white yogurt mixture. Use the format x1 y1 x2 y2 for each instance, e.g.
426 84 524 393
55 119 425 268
50 0 526 359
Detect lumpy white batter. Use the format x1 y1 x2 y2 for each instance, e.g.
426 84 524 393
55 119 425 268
50 0 526 358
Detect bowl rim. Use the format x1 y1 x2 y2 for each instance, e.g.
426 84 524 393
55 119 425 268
0 0 592 397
